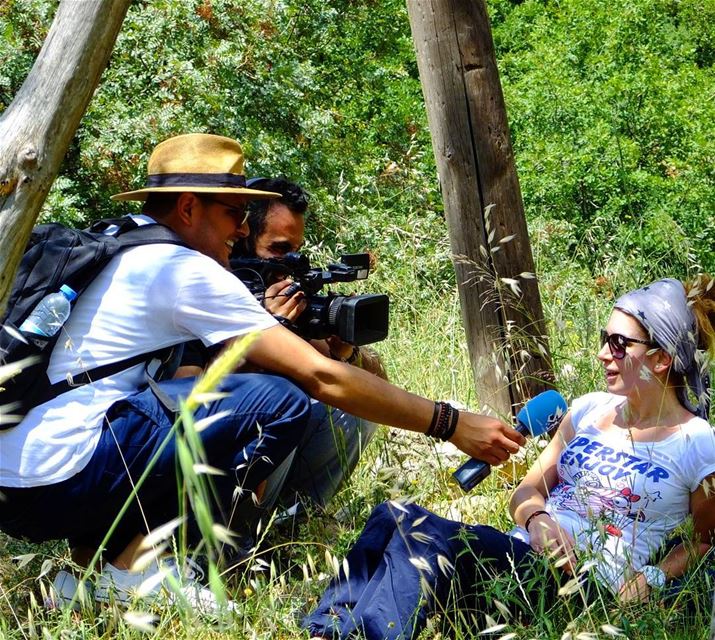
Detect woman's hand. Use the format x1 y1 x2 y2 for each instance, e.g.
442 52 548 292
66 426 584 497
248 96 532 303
618 572 651 604
528 513 577 574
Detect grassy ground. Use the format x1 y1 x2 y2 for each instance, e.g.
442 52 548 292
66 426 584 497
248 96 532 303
0 267 713 639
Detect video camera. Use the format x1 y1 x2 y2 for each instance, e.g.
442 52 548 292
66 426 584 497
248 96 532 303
230 252 389 346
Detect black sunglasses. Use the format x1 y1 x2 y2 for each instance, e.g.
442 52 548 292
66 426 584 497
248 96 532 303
600 329 657 360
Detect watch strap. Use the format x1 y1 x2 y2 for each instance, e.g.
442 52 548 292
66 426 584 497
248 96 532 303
640 564 666 589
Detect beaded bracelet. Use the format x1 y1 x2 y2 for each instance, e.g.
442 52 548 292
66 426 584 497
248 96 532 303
426 401 460 442
426 401 448 438
427 402 441 434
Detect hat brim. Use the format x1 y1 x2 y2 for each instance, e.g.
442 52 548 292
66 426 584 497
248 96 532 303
110 186 281 202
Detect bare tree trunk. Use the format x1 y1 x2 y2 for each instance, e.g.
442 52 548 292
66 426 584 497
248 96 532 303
0 0 131 317
407 0 553 419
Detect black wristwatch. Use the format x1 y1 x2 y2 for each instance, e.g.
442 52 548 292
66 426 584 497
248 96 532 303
330 345 360 364
345 346 360 364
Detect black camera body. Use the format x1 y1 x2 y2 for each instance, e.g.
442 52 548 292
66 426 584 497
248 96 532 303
230 252 389 346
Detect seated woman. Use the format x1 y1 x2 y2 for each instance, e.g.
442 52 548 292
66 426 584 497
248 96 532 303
303 277 715 640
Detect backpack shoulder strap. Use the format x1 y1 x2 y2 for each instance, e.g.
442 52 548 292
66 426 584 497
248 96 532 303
88 216 188 249
115 222 188 249
87 216 140 235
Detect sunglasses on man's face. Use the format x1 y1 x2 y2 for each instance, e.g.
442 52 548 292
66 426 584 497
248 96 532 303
201 196 249 226
599 329 657 360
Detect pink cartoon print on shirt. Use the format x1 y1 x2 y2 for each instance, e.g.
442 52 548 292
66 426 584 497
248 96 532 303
551 435 668 536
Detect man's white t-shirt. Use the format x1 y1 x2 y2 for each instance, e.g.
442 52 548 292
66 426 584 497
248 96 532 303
0 234 276 487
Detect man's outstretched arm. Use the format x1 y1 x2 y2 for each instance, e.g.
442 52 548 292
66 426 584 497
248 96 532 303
245 324 525 465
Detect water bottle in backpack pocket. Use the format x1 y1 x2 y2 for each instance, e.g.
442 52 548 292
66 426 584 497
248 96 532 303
19 284 77 347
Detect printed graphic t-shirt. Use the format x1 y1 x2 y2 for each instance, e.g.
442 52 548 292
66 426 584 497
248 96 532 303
512 392 715 591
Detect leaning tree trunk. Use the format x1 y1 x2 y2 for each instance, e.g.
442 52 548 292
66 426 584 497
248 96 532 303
0 0 132 317
407 0 553 419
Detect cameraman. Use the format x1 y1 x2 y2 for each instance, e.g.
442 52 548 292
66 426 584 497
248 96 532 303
179 178 386 512
243 177 386 380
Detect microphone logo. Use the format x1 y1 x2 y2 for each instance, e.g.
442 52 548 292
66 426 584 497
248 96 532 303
453 390 567 491
545 406 566 431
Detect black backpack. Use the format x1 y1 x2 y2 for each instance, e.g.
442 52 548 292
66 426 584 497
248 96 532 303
0 218 188 426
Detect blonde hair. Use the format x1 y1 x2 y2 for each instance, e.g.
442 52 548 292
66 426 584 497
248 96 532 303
685 274 715 357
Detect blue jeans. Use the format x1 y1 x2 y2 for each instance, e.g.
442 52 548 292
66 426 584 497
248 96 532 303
0 373 311 559
270 401 377 509
228 401 376 538
303 502 554 640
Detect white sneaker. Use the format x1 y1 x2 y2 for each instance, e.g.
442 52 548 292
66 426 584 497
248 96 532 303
95 556 235 614
45 570 94 611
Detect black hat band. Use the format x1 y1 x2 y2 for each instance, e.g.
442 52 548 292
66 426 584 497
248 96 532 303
145 172 247 188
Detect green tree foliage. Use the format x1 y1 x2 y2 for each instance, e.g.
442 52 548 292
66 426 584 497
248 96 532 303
1 0 450 314
491 0 715 277
1 0 713 293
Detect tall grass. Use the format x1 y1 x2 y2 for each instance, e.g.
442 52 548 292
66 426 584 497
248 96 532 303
1 251 713 639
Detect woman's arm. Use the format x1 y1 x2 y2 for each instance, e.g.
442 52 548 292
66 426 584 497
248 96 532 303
510 411 574 523
619 473 715 603
692 472 715 547
510 412 577 572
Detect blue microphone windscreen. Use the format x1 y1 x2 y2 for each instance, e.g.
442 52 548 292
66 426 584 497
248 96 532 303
516 390 567 437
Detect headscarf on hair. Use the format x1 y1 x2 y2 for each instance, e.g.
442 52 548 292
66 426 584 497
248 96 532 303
614 278 711 419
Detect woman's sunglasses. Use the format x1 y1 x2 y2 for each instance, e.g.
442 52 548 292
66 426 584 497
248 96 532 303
600 329 657 360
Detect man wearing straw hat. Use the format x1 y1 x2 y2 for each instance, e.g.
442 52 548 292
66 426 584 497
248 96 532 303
0 133 525 611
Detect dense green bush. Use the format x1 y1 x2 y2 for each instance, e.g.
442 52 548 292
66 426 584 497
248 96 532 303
1 0 452 314
491 0 715 278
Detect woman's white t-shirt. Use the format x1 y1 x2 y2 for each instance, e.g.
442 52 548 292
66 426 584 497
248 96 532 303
0 240 276 487
512 392 715 591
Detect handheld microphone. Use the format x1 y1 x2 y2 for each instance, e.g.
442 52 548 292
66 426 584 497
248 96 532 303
452 389 567 491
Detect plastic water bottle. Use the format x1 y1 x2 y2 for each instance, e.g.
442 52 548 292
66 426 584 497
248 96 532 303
19 285 78 341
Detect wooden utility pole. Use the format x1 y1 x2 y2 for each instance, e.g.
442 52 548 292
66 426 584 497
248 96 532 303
407 0 552 418
0 0 132 317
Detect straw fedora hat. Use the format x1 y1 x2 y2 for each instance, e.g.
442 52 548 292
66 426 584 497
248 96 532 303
111 133 280 201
